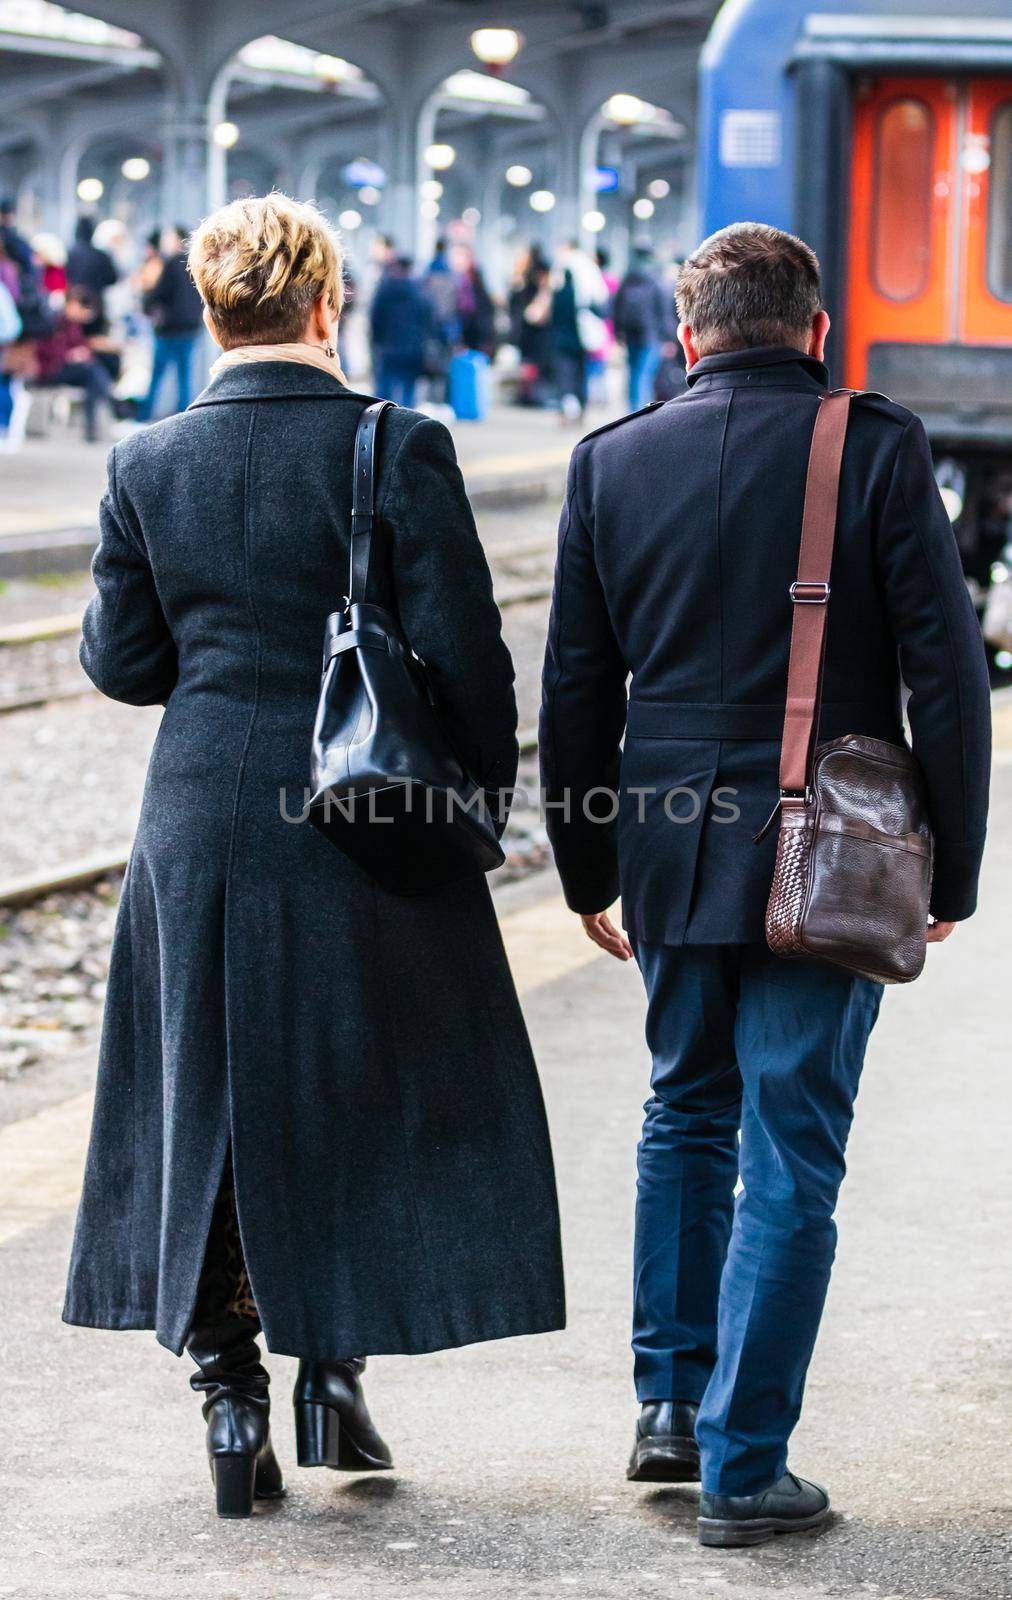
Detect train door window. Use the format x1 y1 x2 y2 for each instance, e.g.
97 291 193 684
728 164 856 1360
872 98 934 301
987 103 1012 302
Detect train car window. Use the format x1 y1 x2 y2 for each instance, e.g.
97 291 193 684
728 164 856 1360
987 103 1012 302
872 99 933 301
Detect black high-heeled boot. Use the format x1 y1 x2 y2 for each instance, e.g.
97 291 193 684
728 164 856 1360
293 1357 393 1472
188 1318 286 1517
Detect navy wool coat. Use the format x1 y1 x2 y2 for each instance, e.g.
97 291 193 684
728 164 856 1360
64 362 565 1359
540 346 991 944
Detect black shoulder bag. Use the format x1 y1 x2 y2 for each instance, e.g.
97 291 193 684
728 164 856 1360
308 401 505 894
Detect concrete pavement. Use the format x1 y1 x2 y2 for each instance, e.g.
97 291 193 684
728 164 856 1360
2 773 1011 1598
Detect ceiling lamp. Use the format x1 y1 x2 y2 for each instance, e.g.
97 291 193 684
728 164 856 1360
605 93 645 126
420 179 444 201
505 164 532 187
647 177 670 199
121 158 150 181
316 53 352 82
339 209 362 230
632 197 655 219
529 189 556 213
470 27 523 73
424 143 456 171
213 121 240 149
420 198 441 220
582 210 606 232
76 178 104 202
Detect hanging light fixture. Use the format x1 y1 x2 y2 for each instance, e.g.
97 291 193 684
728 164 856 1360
632 197 655 220
420 179 444 201
76 177 104 202
214 121 240 149
529 189 556 213
582 210 606 233
605 93 645 127
424 143 456 171
647 177 670 199
316 53 352 82
121 158 150 182
505 164 532 188
469 27 523 75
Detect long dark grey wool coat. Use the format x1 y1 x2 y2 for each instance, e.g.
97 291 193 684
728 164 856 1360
63 362 565 1359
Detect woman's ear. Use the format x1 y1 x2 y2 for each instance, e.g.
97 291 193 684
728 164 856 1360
202 305 222 348
310 293 335 347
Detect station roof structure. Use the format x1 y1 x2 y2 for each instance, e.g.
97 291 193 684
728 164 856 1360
1 0 722 255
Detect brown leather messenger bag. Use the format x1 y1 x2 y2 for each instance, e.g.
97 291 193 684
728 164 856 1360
759 389 934 984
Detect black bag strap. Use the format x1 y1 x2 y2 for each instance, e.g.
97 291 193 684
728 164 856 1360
349 400 394 605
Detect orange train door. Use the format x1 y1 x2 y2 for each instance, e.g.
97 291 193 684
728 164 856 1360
846 77 957 389
960 79 1012 344
846 75 1012 390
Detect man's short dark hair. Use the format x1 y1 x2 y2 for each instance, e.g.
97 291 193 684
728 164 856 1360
675 222 821 356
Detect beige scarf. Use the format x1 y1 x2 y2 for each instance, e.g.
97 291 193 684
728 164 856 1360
210 341 348 385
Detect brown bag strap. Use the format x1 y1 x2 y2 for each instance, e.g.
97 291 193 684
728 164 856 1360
778 390 853 796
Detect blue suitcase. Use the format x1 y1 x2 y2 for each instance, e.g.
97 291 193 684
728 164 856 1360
449 349 490 421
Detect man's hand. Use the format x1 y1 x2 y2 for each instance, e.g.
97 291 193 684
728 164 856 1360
580 911 634 961
926 919 957 944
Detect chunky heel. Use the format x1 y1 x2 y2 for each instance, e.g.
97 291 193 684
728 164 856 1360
212 1453 257 1518
295 1400 341 1468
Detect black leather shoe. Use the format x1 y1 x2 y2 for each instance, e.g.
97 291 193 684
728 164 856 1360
188 1318 286 1518
698 1471 830 1546
627 1401 700 1482
293 1357 393 1471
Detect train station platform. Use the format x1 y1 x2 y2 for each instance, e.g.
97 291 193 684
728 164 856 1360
2 762 1010 1599
0 400 611 577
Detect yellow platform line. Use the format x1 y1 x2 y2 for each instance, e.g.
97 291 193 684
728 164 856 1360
991 693 1012 756
0 1090 96 1247
500 890 600 995
464 446 572 478
0 611 83 646
0 889 596 1248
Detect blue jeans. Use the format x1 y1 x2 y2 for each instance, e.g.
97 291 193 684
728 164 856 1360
631 941 882 1495
140 332 198 420
375 362 418 408
627 343 661 411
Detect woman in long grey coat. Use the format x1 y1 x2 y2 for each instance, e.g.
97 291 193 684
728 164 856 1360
63 194 564 1518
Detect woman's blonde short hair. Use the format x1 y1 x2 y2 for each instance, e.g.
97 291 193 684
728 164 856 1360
188 193 344 346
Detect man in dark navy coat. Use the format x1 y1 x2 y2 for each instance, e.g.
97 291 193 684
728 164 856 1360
540 223 991 1545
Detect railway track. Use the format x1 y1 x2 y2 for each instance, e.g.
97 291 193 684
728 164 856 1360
0 725 541 911
0 579 554 719
0 554 557 905
7 687 1011 912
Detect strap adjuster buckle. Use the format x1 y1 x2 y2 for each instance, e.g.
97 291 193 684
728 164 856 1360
790 581 830 604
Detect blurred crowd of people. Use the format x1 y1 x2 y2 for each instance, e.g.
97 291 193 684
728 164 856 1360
0 195 684 447
369 233 684 420
0 202 202 445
